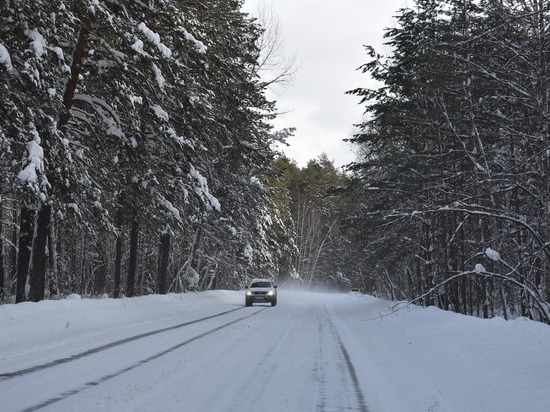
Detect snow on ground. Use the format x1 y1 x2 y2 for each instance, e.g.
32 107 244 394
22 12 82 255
1 290 549 412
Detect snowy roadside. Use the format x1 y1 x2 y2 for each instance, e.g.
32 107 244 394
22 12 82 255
327 295 550 411
0 291 240 371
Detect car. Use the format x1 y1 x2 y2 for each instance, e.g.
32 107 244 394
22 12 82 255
349 288 362 295
245 278 277 307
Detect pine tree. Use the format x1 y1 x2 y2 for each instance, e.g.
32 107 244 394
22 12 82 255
347 0 550 322
0 0 281 301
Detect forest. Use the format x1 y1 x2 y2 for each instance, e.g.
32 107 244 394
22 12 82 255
347 0 550 323
0 0 288 301
1 0 550 324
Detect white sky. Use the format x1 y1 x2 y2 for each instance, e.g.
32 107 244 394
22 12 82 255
243 0 409 167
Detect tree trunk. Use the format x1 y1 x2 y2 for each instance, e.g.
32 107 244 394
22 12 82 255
60 26 89 128
113 234 122 298
158 232 171 294
184 226 202 290
48 213 59 297
126 211 139 297
0 195 4 299
10 211 17 295
113 208 124 298
29 205 51 302
536 0 550 305
15 207 34 303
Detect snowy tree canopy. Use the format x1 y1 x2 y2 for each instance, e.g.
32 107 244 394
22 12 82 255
0 0 292 302
346 0 550 323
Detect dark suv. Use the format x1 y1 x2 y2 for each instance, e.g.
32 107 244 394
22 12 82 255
245 279 277 306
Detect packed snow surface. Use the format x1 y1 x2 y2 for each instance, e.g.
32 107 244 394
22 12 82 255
1 290 549 411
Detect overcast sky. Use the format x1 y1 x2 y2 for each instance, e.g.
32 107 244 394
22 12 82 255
243 0 409 168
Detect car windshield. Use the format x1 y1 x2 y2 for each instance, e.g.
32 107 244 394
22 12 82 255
251 281 271 288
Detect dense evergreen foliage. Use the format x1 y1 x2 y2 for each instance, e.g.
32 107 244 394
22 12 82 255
0 0 288 301
347 0 550 323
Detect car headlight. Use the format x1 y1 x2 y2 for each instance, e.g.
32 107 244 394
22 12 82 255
246 291 253 296
267 290 274 296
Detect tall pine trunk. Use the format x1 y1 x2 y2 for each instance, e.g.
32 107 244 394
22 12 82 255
48 213 59 297
28 205 50 302
0 195 4 299
21 24 90 302
10 212 17 295
15 207 34 303
158 232 170 294
537 0 550 304
126 210 139 297
113 236 123 298
113 209 123 298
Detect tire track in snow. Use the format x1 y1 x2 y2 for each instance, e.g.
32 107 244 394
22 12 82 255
0 306 245 381
336 331 369 412
21 307 268 412
318 307 369 412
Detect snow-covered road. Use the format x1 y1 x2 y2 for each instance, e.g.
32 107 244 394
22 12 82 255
1 290 549 411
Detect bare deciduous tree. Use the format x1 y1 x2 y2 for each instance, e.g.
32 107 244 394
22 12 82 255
250 2 299 90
